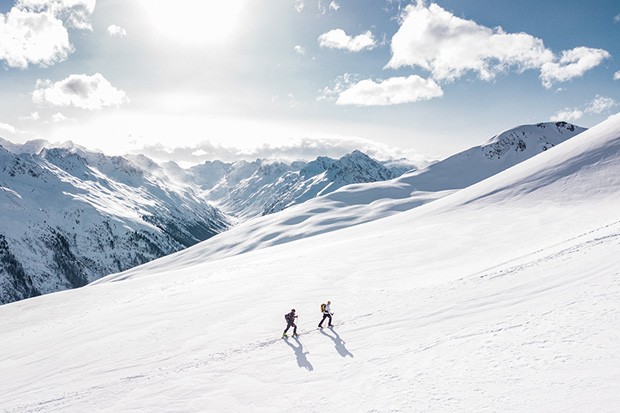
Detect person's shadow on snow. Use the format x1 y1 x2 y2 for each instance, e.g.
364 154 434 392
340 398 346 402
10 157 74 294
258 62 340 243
284 337 314 371
320 327 353 358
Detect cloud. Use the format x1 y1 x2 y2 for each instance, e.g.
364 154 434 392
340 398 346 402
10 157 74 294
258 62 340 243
19 111 40 121
329 1 340 11
51 112 76 122
550 95 617 122
0 0 95 69
317 73 359 102
585 95 616 114
0 121 19 134
615 13 620 23
540 47 610 88
294 45 305 55
107 24 126 38
32 73 129 110
387 1 609 88
17 0 96 30
0 7 73 69
549 108 583 122
614 71 620 81
318 29 377 52
0 121 28 135
294 0 304 12
336 75 443 106
549 95 618 122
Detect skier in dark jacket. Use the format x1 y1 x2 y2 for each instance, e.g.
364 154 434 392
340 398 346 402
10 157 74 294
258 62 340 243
283 309 298 337
318 300 333 328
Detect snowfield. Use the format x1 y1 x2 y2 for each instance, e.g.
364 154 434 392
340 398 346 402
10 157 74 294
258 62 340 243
0 115 619 412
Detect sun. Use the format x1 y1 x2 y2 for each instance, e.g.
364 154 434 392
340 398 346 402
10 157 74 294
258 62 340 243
139 0 245 46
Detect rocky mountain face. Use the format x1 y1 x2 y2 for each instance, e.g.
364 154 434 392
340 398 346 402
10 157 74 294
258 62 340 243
0 143 230 304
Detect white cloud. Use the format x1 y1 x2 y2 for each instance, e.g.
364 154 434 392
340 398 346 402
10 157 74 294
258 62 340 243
107 24 126 38
286 93 302 108
614 71 620 81
294 0 305 12
550 95 617 123
19 111 41 121
0 7 73 69
0 0 95 69
387 2 551 81
318 29 377 52
0 121 18 134
17 0 96 30
549 108 583 122
387 1 609 88
585 95 616 114
33 73 129 110
51 112 75 122
294 45 305 55
540 47 610 89
329 1 340 11
317 73 359 102
336 75 443 106
615 13 620 23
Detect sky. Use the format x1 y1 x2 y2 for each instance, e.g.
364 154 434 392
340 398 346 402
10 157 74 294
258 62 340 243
0 0 618 165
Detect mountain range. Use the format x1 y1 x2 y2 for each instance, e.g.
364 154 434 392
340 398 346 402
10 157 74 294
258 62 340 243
130 121 584 265
0 121 585 304
0 141 414 304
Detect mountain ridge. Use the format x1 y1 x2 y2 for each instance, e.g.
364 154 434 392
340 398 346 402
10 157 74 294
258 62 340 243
115 121 585 268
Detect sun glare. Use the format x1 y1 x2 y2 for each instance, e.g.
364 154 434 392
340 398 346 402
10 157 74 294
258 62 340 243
140 0 245 46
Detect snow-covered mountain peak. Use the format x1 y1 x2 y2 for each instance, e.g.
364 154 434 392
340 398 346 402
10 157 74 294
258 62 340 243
39 147 91 178
482 121 586 160
0 145 231 304
0 137 92 157
185 150 412 218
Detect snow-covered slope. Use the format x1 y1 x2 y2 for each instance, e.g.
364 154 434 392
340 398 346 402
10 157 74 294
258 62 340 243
129 121 584 265
0 115 617 411
0 143 230 304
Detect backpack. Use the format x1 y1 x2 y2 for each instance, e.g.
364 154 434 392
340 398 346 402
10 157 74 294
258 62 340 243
320 303 326 313
285 313 292 323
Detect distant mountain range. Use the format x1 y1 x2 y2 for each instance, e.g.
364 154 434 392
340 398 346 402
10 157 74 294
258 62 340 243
153 121 586 265
179 149 414 218
0 142 414 304
0 121 586 304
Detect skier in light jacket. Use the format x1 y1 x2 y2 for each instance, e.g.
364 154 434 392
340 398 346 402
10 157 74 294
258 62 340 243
318 300 333 328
